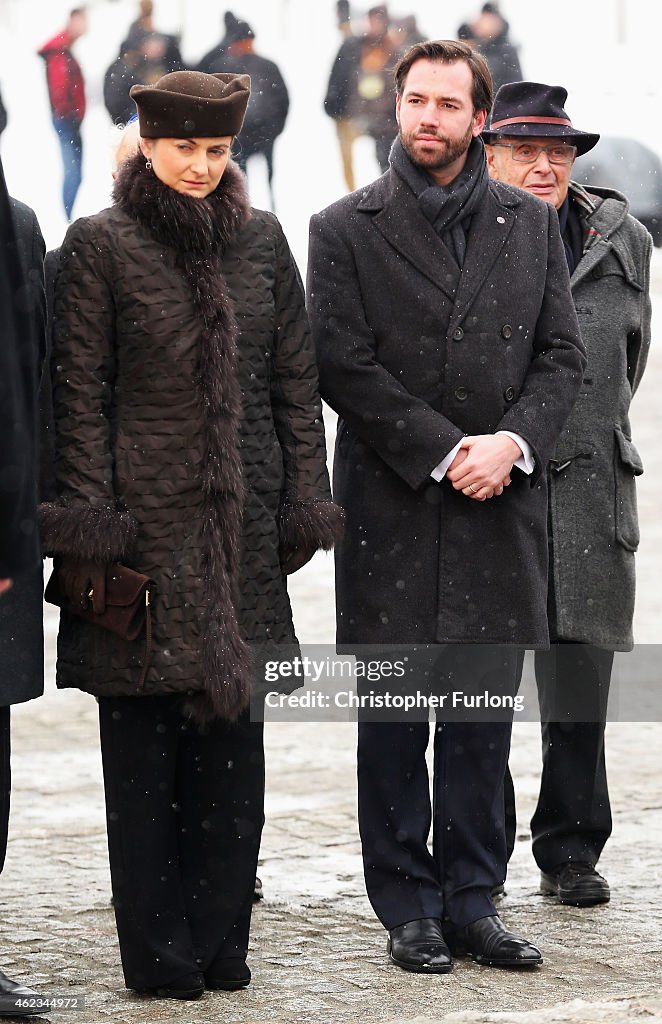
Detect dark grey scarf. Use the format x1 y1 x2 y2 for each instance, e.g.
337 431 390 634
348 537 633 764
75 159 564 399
390 135 490 266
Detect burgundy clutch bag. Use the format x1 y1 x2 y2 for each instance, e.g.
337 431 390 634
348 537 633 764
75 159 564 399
45 563 155 687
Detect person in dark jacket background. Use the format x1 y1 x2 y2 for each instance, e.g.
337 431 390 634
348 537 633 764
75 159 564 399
0 158 46 1012
324 4 402 192
197 12 289 209
485 81 652 909
38 7 88 220
104 29 184 126
123 0 184 71
472 3 522 93
41 71 343 1000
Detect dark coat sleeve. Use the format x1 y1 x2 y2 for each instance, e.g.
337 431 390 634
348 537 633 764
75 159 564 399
39 218 137 561
0 184 45 578
262 60 289 140
495 203 587 476
266 217 344 557
307 209 465 491
324 39 359 119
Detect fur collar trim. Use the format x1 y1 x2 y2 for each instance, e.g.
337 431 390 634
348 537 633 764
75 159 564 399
113 152 252 256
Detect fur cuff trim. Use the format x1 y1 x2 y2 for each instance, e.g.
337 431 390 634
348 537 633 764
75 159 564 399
39 502 138 561
279 499 345 557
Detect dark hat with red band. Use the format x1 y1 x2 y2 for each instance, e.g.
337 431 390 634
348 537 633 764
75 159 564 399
482 81 599 156
130 70 251 138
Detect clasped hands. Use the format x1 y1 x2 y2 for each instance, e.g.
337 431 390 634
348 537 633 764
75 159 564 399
446 434 521 501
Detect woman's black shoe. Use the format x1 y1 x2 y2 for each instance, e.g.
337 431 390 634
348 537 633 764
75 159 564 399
143 971 205 1000
205 958 251 991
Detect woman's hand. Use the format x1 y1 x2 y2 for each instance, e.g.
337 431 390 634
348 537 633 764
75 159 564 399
59 559 107 613
281 544 317 575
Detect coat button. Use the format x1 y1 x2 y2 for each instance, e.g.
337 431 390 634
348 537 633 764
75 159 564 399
504 385 515 402
454 386 468 401
501 324 513 339
452 327 464 341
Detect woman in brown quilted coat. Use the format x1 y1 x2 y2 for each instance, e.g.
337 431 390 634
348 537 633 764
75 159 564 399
40 71 343 1000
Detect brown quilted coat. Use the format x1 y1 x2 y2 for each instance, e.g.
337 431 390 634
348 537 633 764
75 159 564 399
41 155 343 720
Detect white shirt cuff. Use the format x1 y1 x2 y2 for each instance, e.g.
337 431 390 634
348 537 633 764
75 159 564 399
497 431 535 474
431 439 464 482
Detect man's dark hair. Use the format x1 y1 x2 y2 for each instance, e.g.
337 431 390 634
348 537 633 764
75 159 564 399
394 39 493 114
69 6 87 16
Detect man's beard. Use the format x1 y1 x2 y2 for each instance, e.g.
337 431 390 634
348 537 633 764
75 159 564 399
400 120 475 172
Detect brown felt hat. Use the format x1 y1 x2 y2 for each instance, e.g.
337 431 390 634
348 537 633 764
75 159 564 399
130 70 251 138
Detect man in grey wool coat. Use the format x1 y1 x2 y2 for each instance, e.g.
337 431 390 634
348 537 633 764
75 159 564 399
307 41 586 973
486 81 652 909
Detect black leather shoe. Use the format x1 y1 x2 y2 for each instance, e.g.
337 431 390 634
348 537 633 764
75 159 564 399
541 863 610 907
205 958 251 992
146 971 205 1000
387 918 453 973
254 875 264 902
451 915 542 967
0 970 43 1016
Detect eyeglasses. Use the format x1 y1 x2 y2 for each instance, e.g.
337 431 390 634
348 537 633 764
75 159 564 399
492 142 577 165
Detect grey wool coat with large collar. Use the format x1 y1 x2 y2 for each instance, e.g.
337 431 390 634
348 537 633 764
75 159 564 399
307 168 586 647
549 182 652 649
40 155 343 721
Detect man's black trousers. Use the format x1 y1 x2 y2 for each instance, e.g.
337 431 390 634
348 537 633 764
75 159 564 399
358 645 522 932
505 643 613 871
98 695 264 991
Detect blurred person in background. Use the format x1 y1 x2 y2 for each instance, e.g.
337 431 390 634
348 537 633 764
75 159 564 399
40 70 342 1000
485 82 652 908
324 4 402 192
38 7 88 221
0 158 46 1016
393 14 426 50
104 28 184 126
123 0 183 71
197 13 289 210
472 3 522 93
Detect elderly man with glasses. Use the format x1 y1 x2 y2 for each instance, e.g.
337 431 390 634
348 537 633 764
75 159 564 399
485 82 652 908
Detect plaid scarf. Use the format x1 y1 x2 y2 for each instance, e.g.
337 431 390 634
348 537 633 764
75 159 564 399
569 181 603 256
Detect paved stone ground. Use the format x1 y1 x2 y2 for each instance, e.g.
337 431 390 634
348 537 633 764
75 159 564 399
2 261 662 1023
